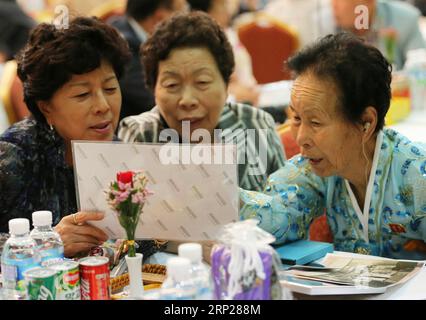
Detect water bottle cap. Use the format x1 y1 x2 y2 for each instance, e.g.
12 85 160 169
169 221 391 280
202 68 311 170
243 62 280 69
32 211 53 226
178 243 202 264
9 218 30 235
166 257 191 282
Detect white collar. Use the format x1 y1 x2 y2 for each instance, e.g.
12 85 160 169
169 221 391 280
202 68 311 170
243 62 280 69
344 130 383 243
128 17 148 43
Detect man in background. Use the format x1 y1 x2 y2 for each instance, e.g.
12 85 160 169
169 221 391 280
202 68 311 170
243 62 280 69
403 0 426 16
331 0 426 69
188 0 260 107
264 0 335 47
109 0 188 121
0 0 35 62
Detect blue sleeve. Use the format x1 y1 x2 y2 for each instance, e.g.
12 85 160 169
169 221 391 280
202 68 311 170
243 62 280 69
240 157 327 244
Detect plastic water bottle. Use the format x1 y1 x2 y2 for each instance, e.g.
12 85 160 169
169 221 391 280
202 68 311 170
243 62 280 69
30 211 64 266
1 218 41 299
178 243 213 299
160 257 197 300
404 49 426 112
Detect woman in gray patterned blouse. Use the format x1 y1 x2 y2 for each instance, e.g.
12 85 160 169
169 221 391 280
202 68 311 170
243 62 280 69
118 12 287 192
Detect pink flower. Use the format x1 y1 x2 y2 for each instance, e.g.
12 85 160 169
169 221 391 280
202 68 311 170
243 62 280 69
118 181 132 191
116 190 131 203
105 170 154 257
131 192 145 204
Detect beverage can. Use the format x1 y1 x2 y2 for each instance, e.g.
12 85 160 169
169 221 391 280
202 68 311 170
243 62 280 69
79 256 110 300
50 259 81 300
23 267 57 300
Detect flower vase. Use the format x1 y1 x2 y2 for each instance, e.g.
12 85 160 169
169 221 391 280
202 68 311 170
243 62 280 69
125 253 144 299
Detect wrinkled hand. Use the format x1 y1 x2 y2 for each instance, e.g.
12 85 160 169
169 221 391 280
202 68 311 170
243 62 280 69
54 211 109 258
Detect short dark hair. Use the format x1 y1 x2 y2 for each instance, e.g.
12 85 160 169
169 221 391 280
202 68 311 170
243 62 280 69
126 0 175 21
142 11 234 90
16 16 131 123
187 0 213 12
287 33 392 131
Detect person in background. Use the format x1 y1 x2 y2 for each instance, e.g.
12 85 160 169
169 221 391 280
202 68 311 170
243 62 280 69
264 0 335 48
118 12 286 192
0 17 160 260
401 0 426 16
109 0 188 121
330 0 426 69
0 0 35 61
237 0 262 13
187 0 260 107
240 33 426 260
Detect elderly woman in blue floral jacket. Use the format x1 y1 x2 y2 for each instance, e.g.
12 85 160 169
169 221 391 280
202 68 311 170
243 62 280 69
240 33 426 260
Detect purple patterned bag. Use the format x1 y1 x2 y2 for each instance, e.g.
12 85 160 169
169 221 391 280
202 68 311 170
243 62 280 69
210 220 285 300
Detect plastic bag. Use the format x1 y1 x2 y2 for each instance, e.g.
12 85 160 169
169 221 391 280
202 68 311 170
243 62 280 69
210 219 291 300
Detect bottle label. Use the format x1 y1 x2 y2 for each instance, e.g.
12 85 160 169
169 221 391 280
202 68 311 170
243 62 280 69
1 263 18 282
2 258 40 281
39 247 64 267
1 258 40 294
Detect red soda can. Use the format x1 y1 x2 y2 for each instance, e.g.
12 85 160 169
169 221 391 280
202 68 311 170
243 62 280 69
79 256 110 300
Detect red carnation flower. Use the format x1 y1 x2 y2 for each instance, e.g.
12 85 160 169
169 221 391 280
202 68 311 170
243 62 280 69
116 171 134 186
